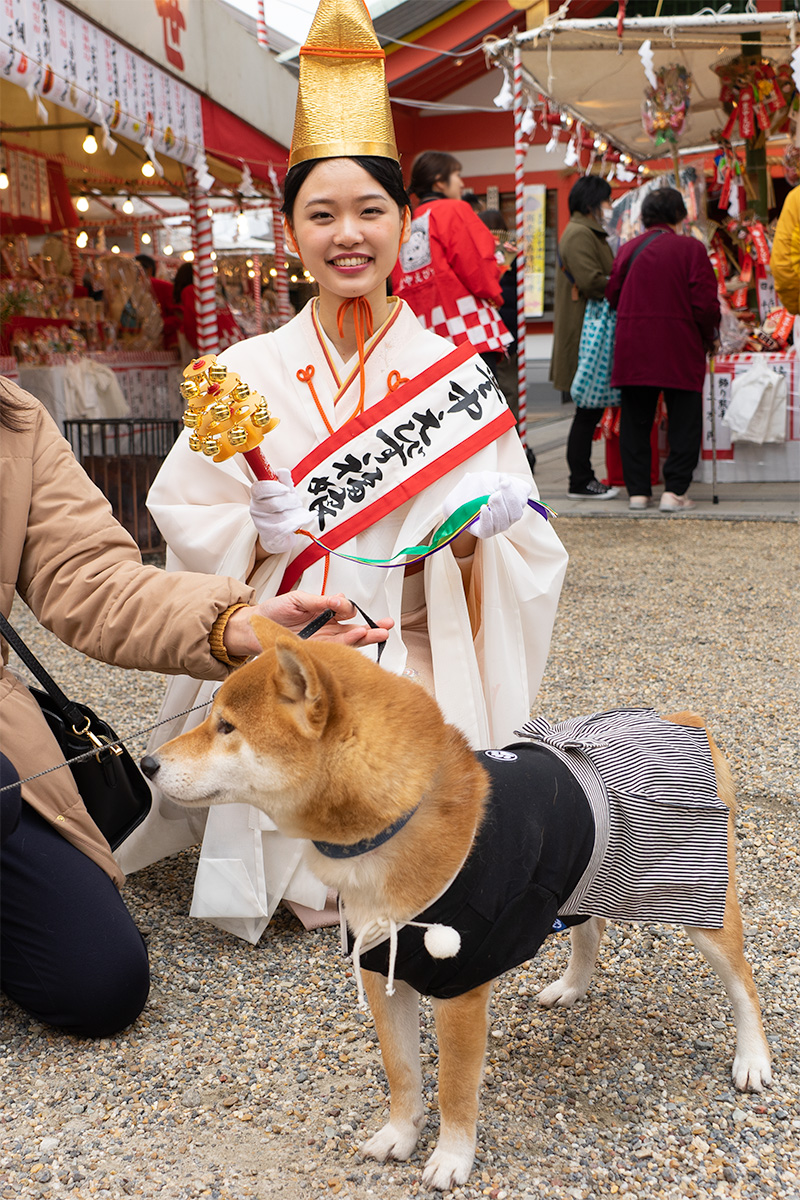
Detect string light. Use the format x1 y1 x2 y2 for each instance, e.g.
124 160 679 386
163 243 174 256
122 197 134 214
269 267 277 277
82 127 98 154
141 232 152 245
247 268 255 278
75 195 89 212
210 250 217 261
182 250 194 262
0 165 10 191
111 244 121 254
141 159 156 178
290 274 298 282
75 231 88 248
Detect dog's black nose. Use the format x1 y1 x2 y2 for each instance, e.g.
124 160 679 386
140 754 160 779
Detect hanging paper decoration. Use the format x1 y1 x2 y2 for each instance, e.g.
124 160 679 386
638 40 657 90
713 54 791 143
641 64 692 146
714 143 747 218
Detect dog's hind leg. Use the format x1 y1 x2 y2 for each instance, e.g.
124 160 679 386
685 884 771 1092
423 981 493 1191
538 916 607 1008
361 972 426 1164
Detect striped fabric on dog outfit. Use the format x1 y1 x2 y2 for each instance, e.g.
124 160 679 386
517 708 730 928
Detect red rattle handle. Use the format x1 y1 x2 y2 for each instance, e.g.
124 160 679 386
244 448 279 482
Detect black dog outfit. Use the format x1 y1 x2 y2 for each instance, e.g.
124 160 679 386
346 709 730 1001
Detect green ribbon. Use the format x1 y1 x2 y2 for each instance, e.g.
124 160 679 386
304 496 556 570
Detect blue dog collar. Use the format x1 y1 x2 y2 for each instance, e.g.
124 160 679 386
312 803 420 859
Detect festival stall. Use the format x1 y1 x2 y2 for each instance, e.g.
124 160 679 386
486 9 800 482
0 0 293 429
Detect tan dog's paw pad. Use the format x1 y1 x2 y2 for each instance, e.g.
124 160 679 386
361 1120 423 1163
733 1052 772 1092
422 1147 474 1191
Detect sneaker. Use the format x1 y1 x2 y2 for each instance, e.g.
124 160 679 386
567 480 620 500
659 491 696 512
628 495 652 510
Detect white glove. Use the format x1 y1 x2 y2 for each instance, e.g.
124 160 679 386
441 471 531 539
249 467 314 554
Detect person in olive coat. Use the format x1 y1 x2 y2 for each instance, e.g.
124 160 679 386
550 177 619 500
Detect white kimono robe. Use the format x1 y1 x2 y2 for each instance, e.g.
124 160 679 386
118 298 568 943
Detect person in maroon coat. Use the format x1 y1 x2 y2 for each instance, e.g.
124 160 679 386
606 188 719 512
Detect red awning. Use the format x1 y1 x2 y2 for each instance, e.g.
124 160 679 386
201 97 288 188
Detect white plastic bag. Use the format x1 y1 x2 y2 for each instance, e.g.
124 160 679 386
723 360 787 444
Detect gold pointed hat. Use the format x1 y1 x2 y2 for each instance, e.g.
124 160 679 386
289 0 398 168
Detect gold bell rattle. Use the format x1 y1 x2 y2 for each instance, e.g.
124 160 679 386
180 355 280 480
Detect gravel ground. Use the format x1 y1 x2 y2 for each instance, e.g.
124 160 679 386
2 517 798 1200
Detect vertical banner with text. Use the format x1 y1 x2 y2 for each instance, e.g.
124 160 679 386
523 183 546 319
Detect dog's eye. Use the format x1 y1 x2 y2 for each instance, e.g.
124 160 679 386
217 718 235 735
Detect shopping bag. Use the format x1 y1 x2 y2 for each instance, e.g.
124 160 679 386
570 298 621 409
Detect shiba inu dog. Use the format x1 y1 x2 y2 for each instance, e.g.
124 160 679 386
142 617 771 1192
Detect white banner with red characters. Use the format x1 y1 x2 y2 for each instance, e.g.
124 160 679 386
0 0 203 166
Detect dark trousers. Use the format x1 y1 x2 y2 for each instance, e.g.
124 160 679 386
1 769 149 1037
619 386 702 497
566 404 605 491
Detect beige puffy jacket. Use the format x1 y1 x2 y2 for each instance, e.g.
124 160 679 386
0 381 253 886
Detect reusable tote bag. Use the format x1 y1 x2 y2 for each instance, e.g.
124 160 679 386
570 298 621 409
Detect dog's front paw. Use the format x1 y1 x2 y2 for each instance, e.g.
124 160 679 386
362 1118 424 1163
733 1050 772 1092
422 1146 474 1191
537 976 587 1008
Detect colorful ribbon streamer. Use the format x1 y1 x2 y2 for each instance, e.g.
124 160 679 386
300 496 556 571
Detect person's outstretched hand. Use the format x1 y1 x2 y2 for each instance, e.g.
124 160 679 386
223 592 393 659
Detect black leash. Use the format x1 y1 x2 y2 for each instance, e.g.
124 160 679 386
0 601 386 794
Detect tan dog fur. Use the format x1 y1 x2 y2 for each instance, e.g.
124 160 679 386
145 618 771 1192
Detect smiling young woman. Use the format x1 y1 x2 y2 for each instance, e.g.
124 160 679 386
282 155 410 362
120 0 568 948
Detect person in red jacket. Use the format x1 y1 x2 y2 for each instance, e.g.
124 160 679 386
136 254 181 350
606 188 719 512
391 151 511 371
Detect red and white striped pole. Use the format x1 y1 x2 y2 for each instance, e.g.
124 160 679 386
512 39 527 447
187 166 219 355
256 0 269 48
252 254 262 332
269 165 293 326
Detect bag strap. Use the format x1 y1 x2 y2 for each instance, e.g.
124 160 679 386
619 228 666 288
556 245 577 287
0 611 89 733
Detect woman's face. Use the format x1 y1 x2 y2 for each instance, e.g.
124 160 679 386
285 158 408 304
434 169 464 200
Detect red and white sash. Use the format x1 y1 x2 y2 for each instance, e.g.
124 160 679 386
279 342 516 593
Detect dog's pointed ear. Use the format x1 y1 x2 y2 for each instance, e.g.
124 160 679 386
250 614 283 652
274 636 329 737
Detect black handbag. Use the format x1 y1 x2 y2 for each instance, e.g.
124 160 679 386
0 613 151 850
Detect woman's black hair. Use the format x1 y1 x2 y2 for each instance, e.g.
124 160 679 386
408 150 461 199
642 186 688 228
568 176 612 216
172 261 194 304
478 208 507 233
281 156 410 223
